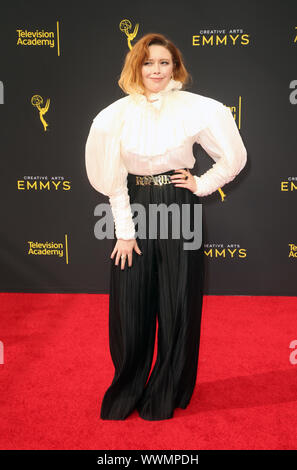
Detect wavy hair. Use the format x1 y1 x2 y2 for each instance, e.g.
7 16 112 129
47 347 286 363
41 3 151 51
118 33 192 95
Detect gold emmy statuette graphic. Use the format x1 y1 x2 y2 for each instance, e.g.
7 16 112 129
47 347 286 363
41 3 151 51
31 94 50 131
119 19 139 50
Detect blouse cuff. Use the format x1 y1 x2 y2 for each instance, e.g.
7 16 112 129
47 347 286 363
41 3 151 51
192 159 245 197
108 187 136 240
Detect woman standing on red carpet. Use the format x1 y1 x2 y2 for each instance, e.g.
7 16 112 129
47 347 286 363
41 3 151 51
85 33 247 420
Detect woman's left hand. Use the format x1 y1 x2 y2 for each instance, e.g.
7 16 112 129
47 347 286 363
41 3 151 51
170 168 197 193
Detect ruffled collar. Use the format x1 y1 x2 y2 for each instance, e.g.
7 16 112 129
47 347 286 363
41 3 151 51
129 78 183 110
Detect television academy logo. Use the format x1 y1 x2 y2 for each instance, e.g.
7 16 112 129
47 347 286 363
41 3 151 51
16 22 61 56
27 235 69 263
288 243 297 258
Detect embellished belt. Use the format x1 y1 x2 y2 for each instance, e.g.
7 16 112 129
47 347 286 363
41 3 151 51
128 169 187 187
135 174 172 186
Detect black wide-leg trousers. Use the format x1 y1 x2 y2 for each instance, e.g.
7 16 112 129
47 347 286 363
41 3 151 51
100 168 205 420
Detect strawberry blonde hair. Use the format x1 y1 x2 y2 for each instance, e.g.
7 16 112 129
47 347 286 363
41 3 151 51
118 33 192 95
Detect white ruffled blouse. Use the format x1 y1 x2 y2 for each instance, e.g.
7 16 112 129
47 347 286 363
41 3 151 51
85 78 247 240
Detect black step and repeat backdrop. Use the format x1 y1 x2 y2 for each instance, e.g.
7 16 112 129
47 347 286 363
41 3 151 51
0 0 296 295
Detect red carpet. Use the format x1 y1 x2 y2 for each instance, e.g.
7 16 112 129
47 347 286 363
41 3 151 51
0 293 296 450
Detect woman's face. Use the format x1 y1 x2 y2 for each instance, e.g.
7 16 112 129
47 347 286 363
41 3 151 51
141 45 174 98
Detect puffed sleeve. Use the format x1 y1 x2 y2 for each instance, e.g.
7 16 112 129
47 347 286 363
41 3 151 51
85 102 136 240
193 101 247 196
